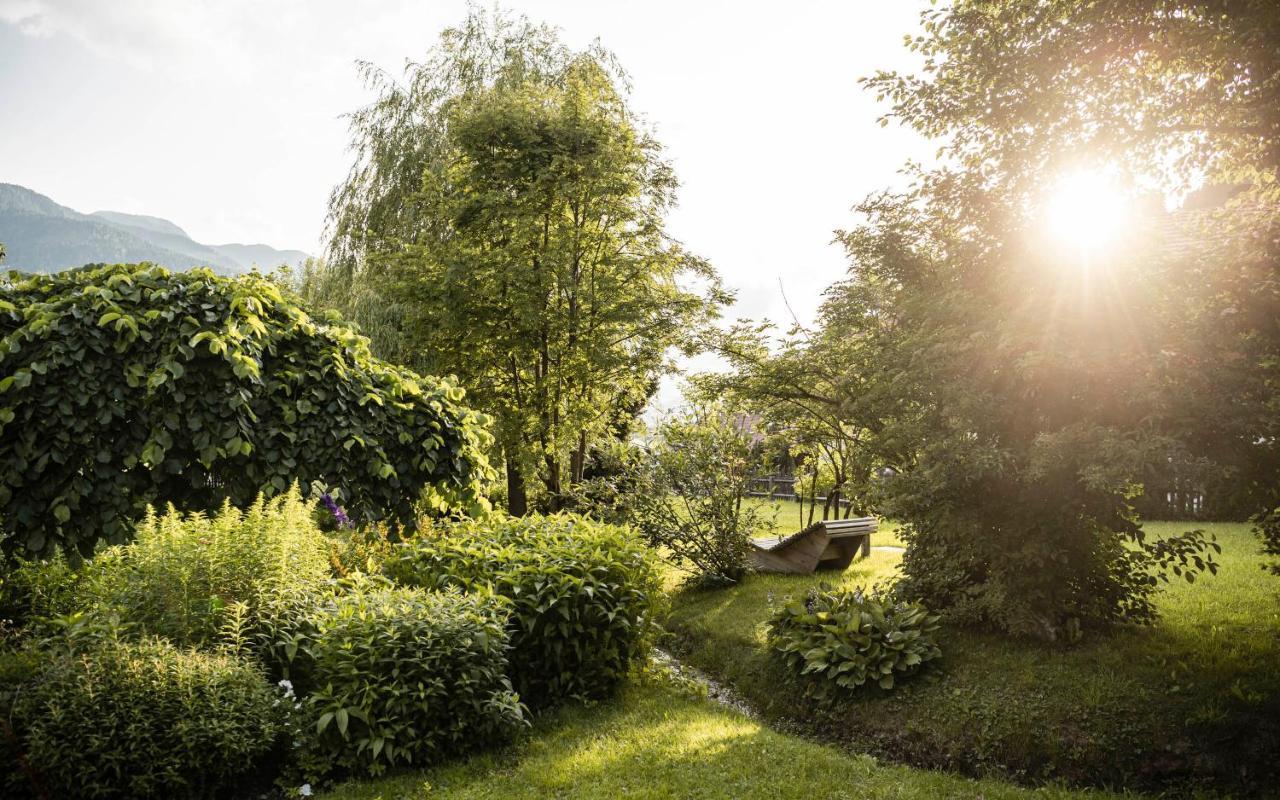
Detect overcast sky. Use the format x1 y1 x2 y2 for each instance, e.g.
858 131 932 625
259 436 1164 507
1 0 931 330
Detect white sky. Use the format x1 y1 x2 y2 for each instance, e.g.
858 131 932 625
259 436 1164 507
0 0 931 331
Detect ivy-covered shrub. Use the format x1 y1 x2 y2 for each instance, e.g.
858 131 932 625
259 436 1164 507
0 263 494 559
91 487 331 648
266 575 524 779
386 514 662 706
766 585 941 703
11 637 287 799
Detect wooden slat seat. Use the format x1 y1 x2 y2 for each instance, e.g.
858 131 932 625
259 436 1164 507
750 517 877 574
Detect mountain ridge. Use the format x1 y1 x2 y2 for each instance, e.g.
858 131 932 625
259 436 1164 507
0 183 311 275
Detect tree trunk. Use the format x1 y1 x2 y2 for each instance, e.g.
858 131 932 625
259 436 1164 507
544 452 562 512
507 460 528 517
570 430 587 485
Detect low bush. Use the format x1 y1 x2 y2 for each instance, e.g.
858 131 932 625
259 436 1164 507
0 648 42 799
386 514 662 706
11 637 287 799
269 575 524 779
91 487 331 647
766 585 941 702
0 552 86 642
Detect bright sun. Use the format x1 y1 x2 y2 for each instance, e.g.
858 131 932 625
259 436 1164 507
1044 169 1131 254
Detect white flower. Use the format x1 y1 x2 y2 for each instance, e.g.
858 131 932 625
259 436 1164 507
299 784 313 797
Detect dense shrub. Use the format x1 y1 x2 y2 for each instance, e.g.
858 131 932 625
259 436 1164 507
0 262 494 559
0 552 86 642
91 487 331 647
267 575 524 778
11 637 287 799
386 514 662 706
766 585 941 703
0 648 41 799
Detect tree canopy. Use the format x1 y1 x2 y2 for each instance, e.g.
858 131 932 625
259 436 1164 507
0 263 493 558
723 0 1280 637
312 7 724 514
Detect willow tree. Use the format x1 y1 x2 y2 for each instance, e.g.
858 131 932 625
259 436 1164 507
317 8 723 513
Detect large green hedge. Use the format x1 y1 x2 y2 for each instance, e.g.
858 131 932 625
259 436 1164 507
0 263 493 558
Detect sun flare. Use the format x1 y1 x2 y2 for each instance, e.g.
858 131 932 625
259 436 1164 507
1044 170 1131 254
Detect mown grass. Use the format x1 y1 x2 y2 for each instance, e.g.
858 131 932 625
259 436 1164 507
323 680 1125 800
665 521 1280 795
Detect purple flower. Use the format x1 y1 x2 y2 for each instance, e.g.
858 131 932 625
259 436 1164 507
320 492 353 528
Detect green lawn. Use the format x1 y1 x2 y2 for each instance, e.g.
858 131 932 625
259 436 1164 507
665 520 1280 795
323 679 1123 800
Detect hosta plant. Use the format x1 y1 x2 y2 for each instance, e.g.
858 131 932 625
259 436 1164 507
766 584 941 703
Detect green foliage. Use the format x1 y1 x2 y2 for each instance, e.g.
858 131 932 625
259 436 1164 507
268 575 524 779
0 551 86 642
0 648 41 799
315 6 724 514
325 522 395 578
11 637 287 799
628 403 765 583
0 262 493 559
91 487 332 647
766 585 940 702
668 522 1280 794
385 514 662 706
828 0 1280 633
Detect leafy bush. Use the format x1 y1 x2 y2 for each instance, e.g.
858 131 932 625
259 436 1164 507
628 403 766 583
267 575 524 778
0 648 41 799
386 514 662 706
766 585 941 703
0 552 86 642
11 637 287 799
0 262 494 559
91 487 331 647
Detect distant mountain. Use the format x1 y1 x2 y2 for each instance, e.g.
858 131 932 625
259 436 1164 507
0 183 310 275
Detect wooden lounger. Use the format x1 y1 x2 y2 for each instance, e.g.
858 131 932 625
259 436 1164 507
749 517 877 575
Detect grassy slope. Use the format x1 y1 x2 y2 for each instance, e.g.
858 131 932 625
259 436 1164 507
324 680 1124 800
666 521 1280 795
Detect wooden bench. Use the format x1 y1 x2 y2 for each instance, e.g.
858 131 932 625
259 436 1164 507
749 517 877 575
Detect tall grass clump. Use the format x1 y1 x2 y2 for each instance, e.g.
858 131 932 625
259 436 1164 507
91 486 331 647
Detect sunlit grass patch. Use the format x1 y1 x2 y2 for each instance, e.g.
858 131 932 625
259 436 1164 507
322 682 1120 800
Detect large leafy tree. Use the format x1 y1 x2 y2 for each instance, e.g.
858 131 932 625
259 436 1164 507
763 0 1280 638
314 8 723 514
0 263 493 558
866 1 1279 512
868 0 1280 583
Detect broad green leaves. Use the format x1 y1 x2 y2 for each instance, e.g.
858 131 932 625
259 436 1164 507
766 585 941 703
385 514 661 707
0 262 494 558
